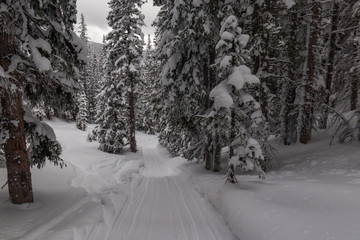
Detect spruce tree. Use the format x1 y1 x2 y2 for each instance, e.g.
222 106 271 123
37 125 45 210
87 54 101 123
0 0 86 204
139 36 161 134
76 13 89 131
298 0 322 144
156 0 220 162
93 0 145 153
210 14 266 182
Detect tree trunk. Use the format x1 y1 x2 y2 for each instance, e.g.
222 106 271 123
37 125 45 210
0 11 34 204
281 7 298 145
229 108 235 159
213 132 222 172
129 78 137 153
299 1 320 144
281 79 296 145
204 139 211 170
1 91 34 204
350 75 358 111
205 48 217 170
320 2 339 129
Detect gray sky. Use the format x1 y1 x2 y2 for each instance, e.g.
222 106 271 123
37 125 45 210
76 0 160 43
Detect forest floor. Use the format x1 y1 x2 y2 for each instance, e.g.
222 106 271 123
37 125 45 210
1 119 360 240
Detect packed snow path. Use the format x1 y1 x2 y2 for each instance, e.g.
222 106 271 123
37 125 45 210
0 121 236 240
98 145 236 240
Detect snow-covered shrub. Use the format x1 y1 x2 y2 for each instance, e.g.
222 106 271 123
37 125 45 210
24 107 65 169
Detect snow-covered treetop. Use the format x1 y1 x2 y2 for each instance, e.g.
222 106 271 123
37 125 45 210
1 0 87 92
210 14 260 110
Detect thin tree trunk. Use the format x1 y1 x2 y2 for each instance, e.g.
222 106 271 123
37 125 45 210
321 2 339 129
281 8 298 145
203 57 212 170
213 132 222 172
129 77 137 153
127 30 137 153
299 1 320 144
281 79 296 145
204 140 211 170
350 75 358 111
206 48 217 170
229 108 235 159
0 11 34 204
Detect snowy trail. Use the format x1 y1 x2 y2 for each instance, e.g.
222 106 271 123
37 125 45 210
87 138 237 240
3 121 236 240
2 120 360 240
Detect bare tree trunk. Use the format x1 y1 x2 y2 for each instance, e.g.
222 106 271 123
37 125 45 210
213 133 222 172
281 8 298 145
229 109 235 159
129 77 137 153
299 1 320 144
204 140 211 170
206 48 217 170
281 79 296 145
127 32 137 153
320 2 339 129
203 57 212 170
0 12 33 203
350 75 358 111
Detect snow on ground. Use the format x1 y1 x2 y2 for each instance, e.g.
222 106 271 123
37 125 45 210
1 120 360 240
0 120 237 240
181 132 360 240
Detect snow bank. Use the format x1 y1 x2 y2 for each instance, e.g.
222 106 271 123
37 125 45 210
181 133 360 240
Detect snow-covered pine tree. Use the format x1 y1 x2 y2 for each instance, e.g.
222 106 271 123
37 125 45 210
93 0 144 153
87 54 101 123
139 35 160 134
76 92 88 131
92 42 128 152
239 0 287 124
156 0 207 157
156 0 223 164
76 13 89 131
0 0 86 204
209 14 266 182
89 38 107 143
112 0 144 152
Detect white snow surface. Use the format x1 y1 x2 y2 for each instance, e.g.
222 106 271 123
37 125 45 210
181 133 360 240
1 121 360 240
0 120 236 240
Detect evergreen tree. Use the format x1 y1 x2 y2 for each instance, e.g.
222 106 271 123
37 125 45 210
209 14 266 182
76 92 88 131
139 35 160 134
297 0 322 144
87 54 101 123
156 0 220 163
76 13 89 131
279 1 304 145
0 0 86 204
93 0 145 153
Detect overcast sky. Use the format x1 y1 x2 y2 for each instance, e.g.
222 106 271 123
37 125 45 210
76 0 160 43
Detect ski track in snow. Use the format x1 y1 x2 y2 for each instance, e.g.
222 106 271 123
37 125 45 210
87 140 237 240
9 122 237 240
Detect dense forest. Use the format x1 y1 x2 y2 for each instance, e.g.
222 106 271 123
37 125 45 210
1 0 360 205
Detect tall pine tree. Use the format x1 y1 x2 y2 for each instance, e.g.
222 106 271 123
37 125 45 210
93 0 144 153
0 0 86 204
